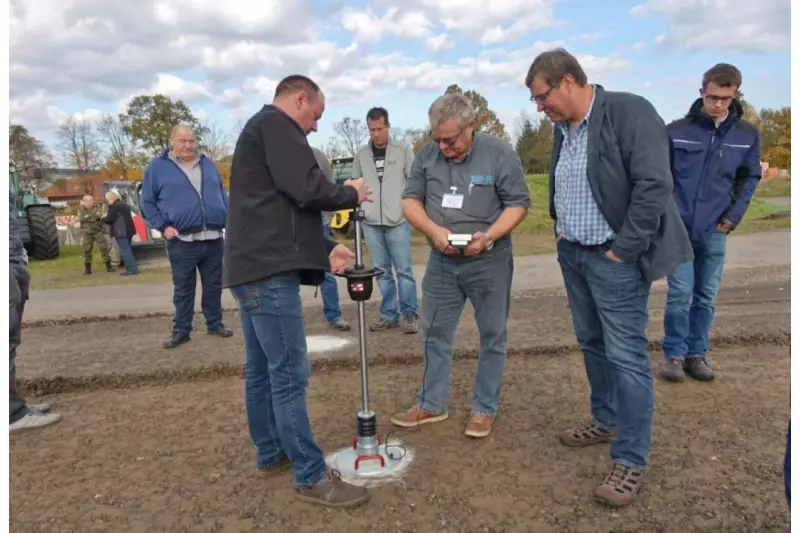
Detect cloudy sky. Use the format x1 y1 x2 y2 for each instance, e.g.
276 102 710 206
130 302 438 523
8 0 791 156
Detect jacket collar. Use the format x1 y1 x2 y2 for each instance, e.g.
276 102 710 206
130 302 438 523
685 97 743 130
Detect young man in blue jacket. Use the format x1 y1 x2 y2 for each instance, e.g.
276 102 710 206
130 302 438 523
141 125 234 349
661 64 762 382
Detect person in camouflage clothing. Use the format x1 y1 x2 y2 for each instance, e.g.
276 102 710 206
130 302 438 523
77 194 114 275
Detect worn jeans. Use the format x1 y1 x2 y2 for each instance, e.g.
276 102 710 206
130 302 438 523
362 221 418 322
116 237 139 274
10 262 30 423
416 242 513 416
165 237 224 334
663 229 727 360
229 273 328 488
320 227 342 323
557 239 653 469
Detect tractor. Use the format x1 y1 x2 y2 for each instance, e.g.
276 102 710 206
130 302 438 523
328 156 357 239
101 180 168 265
9 162 60 260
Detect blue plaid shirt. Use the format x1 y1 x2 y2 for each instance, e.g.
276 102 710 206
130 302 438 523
553 86 615 245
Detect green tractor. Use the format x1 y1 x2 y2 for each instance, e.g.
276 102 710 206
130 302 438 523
9 162 60 260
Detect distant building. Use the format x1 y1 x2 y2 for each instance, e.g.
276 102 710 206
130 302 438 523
41 174 109 205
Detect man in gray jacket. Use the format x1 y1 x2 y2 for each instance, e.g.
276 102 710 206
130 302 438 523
351 107 419 333
312 147 350 331
525 48 692 507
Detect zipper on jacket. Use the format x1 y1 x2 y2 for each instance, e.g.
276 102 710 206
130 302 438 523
167 158 206 230
291 211 298 250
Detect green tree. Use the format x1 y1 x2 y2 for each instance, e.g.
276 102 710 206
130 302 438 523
735 89 760 125
763 107 791 170
8 124 56 174
120 94 207 155
444 84 509 142
515 118 537 173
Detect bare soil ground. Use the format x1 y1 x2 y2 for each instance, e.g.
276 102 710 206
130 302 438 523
10 268 790 532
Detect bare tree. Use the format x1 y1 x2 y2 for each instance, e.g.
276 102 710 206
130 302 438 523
56 116 102 173
325 137 349 159
200 120 233 161
332 117 368 157
97 114 136 179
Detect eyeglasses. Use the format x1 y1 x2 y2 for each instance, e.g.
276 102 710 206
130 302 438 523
530 86 555 105
430 124 467 146
703 94 733 104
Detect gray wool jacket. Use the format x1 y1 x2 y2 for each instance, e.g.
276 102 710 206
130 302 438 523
547 84 693 282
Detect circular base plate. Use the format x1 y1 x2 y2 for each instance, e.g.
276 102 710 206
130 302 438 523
325 440 414 487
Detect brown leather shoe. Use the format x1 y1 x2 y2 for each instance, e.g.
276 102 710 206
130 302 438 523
593 464 646 507
294 469 369 508
389 404 448 428
465 412 494 438
559 420 617 447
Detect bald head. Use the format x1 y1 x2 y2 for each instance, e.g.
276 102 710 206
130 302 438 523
170 124 198 162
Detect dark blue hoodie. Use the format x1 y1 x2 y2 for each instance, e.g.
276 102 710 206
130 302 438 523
140 148 228 234
666 98 762 241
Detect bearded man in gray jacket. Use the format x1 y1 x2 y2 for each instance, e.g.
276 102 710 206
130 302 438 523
352 107 419 333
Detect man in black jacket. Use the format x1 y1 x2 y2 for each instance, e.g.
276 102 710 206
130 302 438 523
224 74 372 508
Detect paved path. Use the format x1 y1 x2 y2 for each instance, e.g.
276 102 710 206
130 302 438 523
24 230 790 322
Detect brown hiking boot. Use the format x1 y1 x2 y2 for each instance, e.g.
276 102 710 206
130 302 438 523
256 455 291 477
593 463 646 507
294 469 369 508
465 412 494 438
390 404 448 428
559 420 617 447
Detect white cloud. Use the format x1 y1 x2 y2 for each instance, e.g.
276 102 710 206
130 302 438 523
426 33 454 54
8 0 631 141
631 0 789 52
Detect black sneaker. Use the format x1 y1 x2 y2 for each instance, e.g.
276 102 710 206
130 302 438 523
684 357 714 381
163 331 190 349
661 358 686 382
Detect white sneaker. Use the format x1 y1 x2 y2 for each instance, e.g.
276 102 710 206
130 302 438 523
10 411 62 433
26 403 51 414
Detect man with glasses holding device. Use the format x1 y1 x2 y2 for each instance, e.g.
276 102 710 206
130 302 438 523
389 92 530 439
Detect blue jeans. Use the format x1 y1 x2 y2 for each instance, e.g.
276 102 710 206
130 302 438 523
229 273 327 487
662 229 727 360
320 227 342 322
416 243 513 416
165 237 224 334
557 239 653 469
116 237 138 274
362 222 418 322
785 422 791 506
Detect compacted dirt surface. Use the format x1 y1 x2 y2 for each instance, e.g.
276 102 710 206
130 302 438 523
10 266 791 532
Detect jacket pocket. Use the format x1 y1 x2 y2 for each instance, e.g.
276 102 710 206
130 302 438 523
671 140 705 179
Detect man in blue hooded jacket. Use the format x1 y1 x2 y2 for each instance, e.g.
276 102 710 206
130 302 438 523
141 124 233 349
661 64 762 382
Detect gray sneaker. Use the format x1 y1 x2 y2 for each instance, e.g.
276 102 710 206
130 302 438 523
328 318 351 331
401 313 419 334
661 359 686 382
10 411 62 433
685 357 714 381
370 318 399 332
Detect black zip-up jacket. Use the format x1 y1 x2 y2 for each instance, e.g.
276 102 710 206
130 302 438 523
102 199 137 239
223 104 359 288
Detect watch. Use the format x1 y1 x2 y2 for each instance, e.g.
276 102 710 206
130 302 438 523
482 232 494 251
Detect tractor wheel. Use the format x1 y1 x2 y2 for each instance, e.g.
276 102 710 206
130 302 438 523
27 206 60 260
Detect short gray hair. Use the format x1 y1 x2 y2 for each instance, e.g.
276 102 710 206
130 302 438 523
428 93 475 129
525 47 587 89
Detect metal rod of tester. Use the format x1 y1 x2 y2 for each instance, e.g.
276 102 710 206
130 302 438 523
353 208 370 413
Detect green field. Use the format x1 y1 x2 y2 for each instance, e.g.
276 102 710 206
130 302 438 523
28 174 790 290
